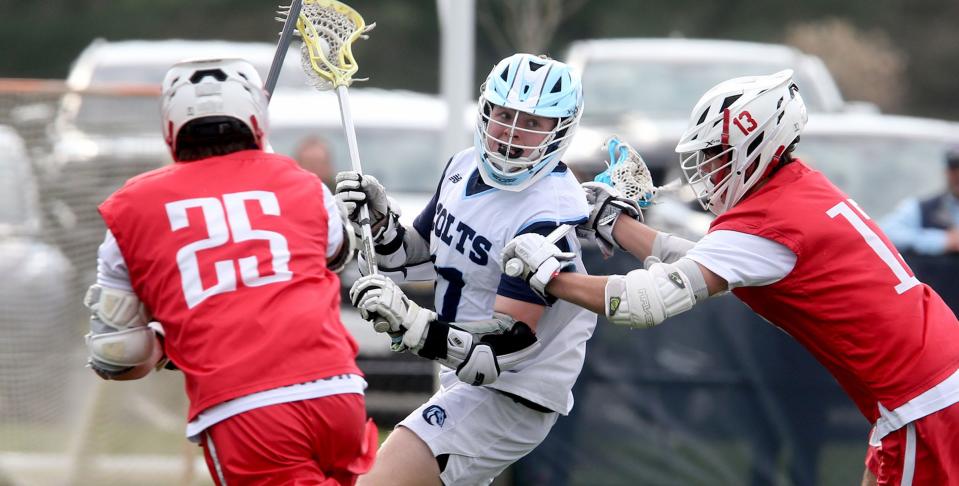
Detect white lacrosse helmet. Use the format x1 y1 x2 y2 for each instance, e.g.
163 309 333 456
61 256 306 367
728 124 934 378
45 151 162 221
475 53 583 191
675 70 807 215
161 58 269 159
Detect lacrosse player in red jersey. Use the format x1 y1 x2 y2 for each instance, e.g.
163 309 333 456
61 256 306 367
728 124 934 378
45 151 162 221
340 54 598 486
84 58 376 485
502 70 959 486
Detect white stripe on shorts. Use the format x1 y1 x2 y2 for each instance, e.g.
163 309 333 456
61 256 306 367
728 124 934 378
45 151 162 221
205 431 229 486
901 423 916 486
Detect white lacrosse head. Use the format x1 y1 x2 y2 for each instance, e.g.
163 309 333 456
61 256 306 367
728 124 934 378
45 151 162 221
161 58 269 158
600 136 656 207
675 70 807 215
299 41 333 91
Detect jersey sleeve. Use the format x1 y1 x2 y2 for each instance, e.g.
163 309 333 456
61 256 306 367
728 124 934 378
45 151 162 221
685 230 797 289
322 184 343 258
412 156 453 240
96 229 134 291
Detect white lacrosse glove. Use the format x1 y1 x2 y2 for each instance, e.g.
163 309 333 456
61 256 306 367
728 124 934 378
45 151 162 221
350 274 540 386
500 234 576 300
334 171 401 245
349 274 427 334
577 181 642 258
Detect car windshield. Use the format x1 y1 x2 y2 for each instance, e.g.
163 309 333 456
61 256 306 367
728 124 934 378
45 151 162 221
269 127 445 193
795 135 947 218
582 60 825 121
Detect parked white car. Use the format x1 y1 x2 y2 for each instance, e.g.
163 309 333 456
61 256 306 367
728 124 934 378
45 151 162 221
562 38 852 180
797 112 959 218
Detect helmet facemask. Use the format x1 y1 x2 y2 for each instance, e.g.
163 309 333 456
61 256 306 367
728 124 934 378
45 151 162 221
476 98 577 183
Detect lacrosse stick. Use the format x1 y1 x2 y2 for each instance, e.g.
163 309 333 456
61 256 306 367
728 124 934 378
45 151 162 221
264 0 303 100
505 136 681 277
282 0 393 330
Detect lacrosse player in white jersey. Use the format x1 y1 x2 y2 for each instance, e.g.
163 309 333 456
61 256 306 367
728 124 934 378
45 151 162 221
337 53 598 486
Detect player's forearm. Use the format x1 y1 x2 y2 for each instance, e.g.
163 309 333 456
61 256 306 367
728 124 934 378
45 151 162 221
612 216 660 260
546 273 609 316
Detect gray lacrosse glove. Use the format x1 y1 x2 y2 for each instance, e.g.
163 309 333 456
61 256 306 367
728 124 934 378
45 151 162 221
334 171 401 245
500 233 576 300
576 181 642 257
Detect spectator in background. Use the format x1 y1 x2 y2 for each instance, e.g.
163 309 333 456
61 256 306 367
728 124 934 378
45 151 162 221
295 135 335 187
881 147 959 255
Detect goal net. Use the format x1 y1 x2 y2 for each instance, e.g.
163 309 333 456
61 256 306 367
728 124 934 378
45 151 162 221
0 79 205 486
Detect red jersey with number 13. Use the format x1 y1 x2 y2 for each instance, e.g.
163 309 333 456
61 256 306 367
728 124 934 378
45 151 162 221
99 150 360 420
710 160 959 423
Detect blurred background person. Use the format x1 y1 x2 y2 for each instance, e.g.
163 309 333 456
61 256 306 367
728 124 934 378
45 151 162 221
295 135 335 187
881 147 959 255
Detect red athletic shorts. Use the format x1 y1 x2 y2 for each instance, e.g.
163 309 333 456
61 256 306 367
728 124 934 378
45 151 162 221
864 402 959 485
200 393 377 486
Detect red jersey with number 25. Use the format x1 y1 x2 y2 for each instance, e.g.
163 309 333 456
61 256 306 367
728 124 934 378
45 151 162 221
98 150 360 420
710 160 959 423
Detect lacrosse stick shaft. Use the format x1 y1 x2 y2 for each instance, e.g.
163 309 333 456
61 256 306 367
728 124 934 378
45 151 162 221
336 84 392 333
335 84 378 278
264 0 303 100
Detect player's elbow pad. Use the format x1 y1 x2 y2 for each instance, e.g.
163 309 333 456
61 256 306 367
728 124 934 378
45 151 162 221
84 285 150 329
84 284 157 371
604 258 707 328
86 325 158 369
414 320 540 386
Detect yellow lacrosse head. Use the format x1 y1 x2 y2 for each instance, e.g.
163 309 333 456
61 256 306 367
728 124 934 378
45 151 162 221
296 0 370 89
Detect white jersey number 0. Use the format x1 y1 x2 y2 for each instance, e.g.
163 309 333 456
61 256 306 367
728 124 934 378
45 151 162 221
827 199 919 295
166 191 293 308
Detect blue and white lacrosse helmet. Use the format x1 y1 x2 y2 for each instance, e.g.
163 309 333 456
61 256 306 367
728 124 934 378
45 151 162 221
475 53 583 191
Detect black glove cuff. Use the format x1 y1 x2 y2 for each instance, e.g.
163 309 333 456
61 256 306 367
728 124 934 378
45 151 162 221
480 322 536 355
417 319 450 360
375 213 406 254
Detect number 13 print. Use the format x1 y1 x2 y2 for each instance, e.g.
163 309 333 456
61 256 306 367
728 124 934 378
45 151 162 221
166 191 292 308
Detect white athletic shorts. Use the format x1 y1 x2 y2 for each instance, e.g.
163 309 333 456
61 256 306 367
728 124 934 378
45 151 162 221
398 381 559 486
